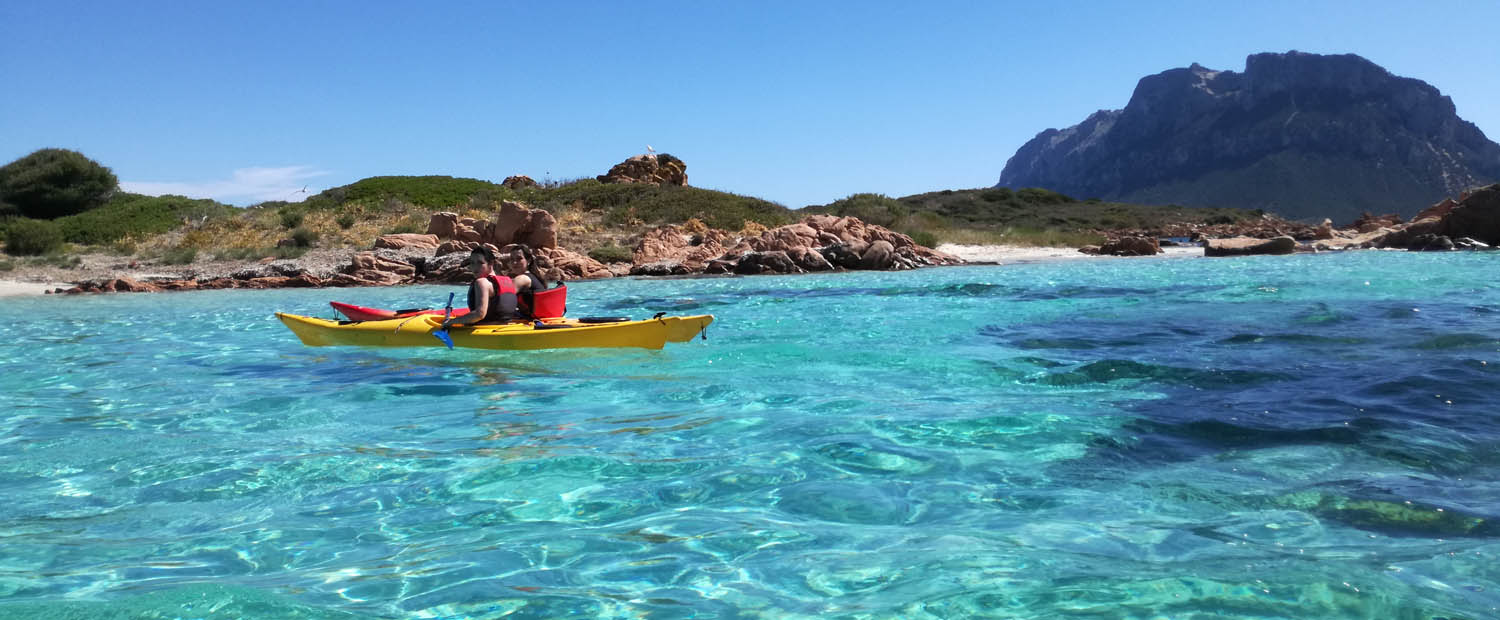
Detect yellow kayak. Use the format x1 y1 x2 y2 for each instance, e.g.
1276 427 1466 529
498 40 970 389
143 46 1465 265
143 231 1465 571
276 313 714 351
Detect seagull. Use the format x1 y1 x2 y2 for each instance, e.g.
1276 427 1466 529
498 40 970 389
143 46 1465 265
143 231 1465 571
646 145 655 154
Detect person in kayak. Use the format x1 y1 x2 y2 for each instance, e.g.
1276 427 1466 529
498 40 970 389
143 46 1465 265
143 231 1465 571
440 244 520 329
502 243 551 305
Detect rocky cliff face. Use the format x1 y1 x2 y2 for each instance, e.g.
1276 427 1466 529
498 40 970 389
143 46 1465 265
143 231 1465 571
998 52 1500 222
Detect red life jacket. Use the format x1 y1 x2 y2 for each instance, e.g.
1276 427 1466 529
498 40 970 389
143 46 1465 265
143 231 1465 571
468 275 519 322
521 283 568 318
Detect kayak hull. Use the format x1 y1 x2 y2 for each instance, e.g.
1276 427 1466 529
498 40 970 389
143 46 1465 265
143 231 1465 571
276 313 713 351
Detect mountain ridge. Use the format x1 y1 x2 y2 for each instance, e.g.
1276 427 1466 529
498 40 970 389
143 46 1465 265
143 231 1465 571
997 51 1500 222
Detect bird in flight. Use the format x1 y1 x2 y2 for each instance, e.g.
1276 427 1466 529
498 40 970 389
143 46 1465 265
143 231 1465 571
646 145 655 154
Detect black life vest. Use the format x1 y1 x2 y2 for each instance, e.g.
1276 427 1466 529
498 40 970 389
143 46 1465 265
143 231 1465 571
467 274 518 323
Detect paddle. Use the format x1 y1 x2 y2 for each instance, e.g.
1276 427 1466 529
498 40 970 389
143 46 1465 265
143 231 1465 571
432 292 456 349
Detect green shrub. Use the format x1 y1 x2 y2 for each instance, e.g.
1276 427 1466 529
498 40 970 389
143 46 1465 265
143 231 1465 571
588 244 634 263
383 217 424 235
279 207 305 229
214 247 261 261
1015 187 1074 204
906 229 940 248
0 259 13 271
0 148 119 219
329 176 506 210
160 246 197 265
335 213 356 229
289 227 319 248
3 218 64 256
55 193 235 245
803 193 908 227
35 254 82 269
273 245 307 259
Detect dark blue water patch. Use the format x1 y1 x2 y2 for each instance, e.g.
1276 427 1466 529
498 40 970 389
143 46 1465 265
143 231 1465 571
599 296 739 312
1031 359 1292 389
1410 332 1500 350
1218 332 1370 346
1291 302 1358 325
981 324 1206 351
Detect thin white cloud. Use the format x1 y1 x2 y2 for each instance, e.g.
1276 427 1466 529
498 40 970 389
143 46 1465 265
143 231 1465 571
122 166 329 205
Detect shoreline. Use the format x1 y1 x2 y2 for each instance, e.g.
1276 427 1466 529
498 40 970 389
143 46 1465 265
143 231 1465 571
0 279 73 297
0 244 1207 298
936 243 1202 264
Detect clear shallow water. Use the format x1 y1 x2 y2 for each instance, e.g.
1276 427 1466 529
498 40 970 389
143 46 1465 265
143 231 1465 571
2 251 1499 619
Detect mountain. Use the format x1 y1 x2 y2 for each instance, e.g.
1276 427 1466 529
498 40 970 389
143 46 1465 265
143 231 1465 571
997 52 1500 223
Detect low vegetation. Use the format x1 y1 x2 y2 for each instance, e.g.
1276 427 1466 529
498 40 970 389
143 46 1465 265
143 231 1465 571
804 187 1263 246
0 149 1271 266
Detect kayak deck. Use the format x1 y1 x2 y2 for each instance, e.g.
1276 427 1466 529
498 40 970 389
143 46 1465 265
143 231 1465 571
276 313 713 351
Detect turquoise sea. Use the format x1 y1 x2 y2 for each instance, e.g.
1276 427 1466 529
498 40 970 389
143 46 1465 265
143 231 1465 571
3 251 1499 619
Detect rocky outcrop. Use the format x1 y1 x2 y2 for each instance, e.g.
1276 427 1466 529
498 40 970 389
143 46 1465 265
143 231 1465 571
56 212 965 295
999 52 1500 222
426 202 557 250
1351 212 1403 233
537 247 612 280
630 224 731 274
502 175 538 189
643 215 963 276
1434 184 1500 244
598 153 688 186
1092 236 1161 256
374 233 440 252
1204 236 1297 257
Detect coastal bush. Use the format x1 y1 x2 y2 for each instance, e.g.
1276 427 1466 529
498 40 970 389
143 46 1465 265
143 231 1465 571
0 148 119 219
574 183 792 231
906 229 940 248
889 188 1261 238
0 258 12 271
1015 187 1074 204
806 193 909 228
30 253 81 269
273 245 307 259
335 213 357 229
319 176 504 210
3 218 64 256
588 244 633 263
56 193 235 245
279 207 305 229
299 175 794 231
289 227 319 248
160 246 197 265
383 216 425 235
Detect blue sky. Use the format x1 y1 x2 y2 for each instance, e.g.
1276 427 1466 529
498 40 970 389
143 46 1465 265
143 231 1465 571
3 1 1497 208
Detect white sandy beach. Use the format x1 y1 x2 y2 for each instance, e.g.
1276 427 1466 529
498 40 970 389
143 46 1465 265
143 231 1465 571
0 279 71 297
936 243 1201 264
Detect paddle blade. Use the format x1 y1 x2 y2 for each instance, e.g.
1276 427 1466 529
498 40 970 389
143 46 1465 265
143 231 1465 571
433 329 454 349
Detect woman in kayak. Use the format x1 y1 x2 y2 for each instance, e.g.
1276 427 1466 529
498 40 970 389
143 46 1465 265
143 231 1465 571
441 244 520 329
502 243 549 297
